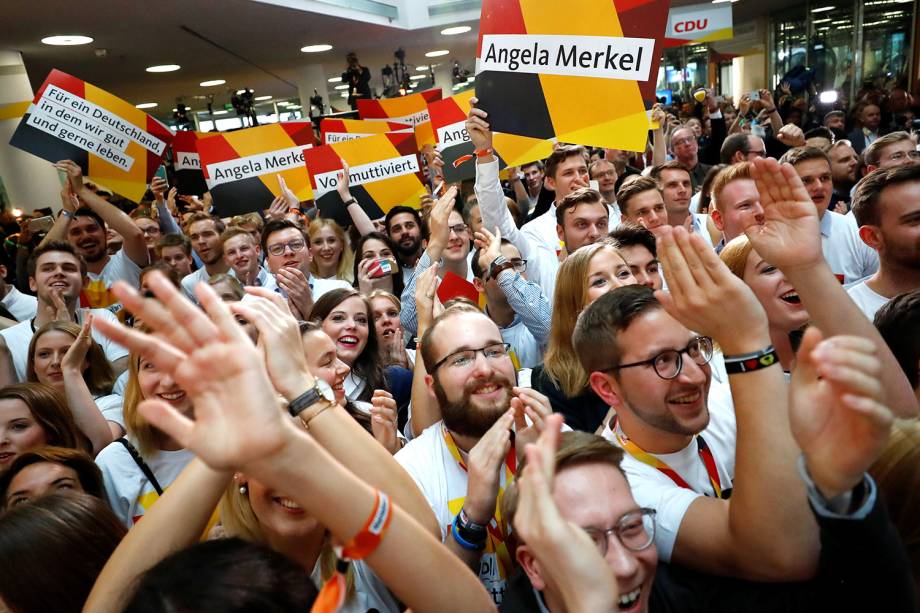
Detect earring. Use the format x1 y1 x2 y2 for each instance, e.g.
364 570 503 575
239 485 248 495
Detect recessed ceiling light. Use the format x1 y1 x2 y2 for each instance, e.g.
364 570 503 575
41 35 94 46
135 102 157 109
811 5 835 11
328 76 342 83
199 79 226 87
235 89 253 95
301 44 333 53
254 95 273 101
410 75 425 81
416 65 429 71
146 64 181 73
334 84 349 90
213 110 229 115
287 105 302 109
340 92 349 98
425 50 450 58
441 26 471 35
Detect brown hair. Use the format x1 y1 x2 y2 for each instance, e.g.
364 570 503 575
616 176 660 216
852 164 920 227
719 235 755 280
26 240 87 280
27 321 115 395
220 225 257 248
0 445 105 507
0 383 89 454
778 146 830 167
554 187 605 226
183 212 225 235
156 232 192 257
711 162 754 213
0 493 125 612
544 145 589 180
863 131 912 167
649 160 691 182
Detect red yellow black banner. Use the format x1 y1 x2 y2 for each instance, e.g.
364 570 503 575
171 130 219 196
357 89 442 149
8 69 174 202
305 132 426 228
474 0 670 151
320 118 413 145
197 121 316 217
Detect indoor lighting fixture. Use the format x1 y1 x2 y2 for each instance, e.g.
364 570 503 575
328 76 342 82
41 35 93 46
340 92 349 98
811 5 835 12
425 50 450 58
441 26 471 35
213 110 228 115
199 79 226 87
135 102 157 109
254 95 272 101
301 44 333 53
416 65 429 71
146 64 180 73
818 90 838 104
236 89 251 95
410 74 425 80
334 84 349 90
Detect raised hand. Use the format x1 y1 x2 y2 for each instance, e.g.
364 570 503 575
61 315 93 374
776 124 806 148
267 195 288 221
54 160 87 196
278 175 299 209
511 386 552 458
275 267 312 320
745 157 822 272
415 263 442 336
790 327 893 498
60 183 79 213
92 272 288 470
370 389 400 454
655 226 769 352
334 159 353 201
166 187 179 215
425 185 459 259
150 177 168 203
464 409 514 524
465 97 493 153
473 226 502 277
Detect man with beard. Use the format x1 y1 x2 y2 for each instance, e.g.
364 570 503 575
0 241 128 386
827 140 859 204
220 227 274 289
41 161 149 311
849 165 920 320
384 205 426 281
395 305 551 604
779 147 878 283
180 213 232 300
847 102 884 154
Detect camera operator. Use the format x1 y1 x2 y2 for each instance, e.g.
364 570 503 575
343 52 371 110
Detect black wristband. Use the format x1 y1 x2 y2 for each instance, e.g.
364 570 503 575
723 346 778 374
343 198 357 206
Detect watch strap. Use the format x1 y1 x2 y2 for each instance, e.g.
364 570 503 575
288 381 324 417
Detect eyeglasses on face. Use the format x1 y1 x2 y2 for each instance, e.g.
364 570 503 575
582 508 657 556
448 223 469 235
430 342 511 373
266 238 307 256
885 150 920 162
603 336 714 380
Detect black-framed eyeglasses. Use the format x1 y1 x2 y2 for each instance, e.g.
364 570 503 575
604 336 714 380
266 238 307 256
448 223 469 235
429 342 511 373
582 508 657 555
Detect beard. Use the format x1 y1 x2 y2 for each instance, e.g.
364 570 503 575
433 372 514 438
623 385 710 437
396 236 421 257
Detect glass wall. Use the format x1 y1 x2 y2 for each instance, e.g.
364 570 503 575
861 0 913 90
657 44 712 103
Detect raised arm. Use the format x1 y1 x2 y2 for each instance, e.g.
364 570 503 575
409 264 443 437
151 180 182 236
333 163 376 236
38 184 79 249
55 160 149 267
744 157 918 418
651 105 668 167
92 275 496 613
655 226 819 581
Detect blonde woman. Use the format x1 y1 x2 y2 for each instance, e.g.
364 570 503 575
532 242 636 432
309 217 355 283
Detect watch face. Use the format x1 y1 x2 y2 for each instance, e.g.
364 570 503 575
315 378 336 402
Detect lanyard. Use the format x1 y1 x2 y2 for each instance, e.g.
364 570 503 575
613 419 723 499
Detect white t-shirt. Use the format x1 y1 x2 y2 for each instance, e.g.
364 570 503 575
1 287 37 322
309 275 353 300
846 280 889 321
0 309 128 381
395 422 515 605
95 440 195 528
83 249 143 311
522 203 619 254
181 266 237 301
310 558 399 613
601 385 737 562
95 393 125 430
820 211 879 285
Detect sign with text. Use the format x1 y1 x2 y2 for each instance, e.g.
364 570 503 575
664 3 732 47
304 132 426 229
320 118 412 144
357 89 442 149
474 0 670 152
197 121 316 216
8 69 173 202
171 130 219 196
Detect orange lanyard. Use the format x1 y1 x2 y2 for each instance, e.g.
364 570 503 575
613 420 724 499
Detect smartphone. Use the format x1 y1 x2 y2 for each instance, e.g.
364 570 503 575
153 165 168 184
28 215 54 234
749 90 760 101
368 258 395 279
589 179 600 191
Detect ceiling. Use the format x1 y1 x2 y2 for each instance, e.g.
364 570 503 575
1 0 796 122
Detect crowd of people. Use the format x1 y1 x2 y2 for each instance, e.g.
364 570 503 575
0 75 919 613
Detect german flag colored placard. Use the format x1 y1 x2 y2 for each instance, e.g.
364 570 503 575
305 132 426 229
474 0 670 152
358 89 443 149
429 89 553 182
197 121 316 217
8 69 174 202
171 130 219 196
320 118 413 145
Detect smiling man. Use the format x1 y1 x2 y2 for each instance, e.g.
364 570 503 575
180 213 231 300
220 227 274 289
779 147 878 284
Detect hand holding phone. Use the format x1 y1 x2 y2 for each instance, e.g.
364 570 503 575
367 258 397 279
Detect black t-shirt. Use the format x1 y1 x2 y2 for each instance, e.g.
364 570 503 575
531 364 608 433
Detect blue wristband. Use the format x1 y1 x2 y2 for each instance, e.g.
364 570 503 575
451 515 486 551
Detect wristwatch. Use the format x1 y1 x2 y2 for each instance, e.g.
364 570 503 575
488 255 514 281
287 378 336 419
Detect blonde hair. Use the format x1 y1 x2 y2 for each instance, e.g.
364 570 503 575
710 162 753 214
123 353 169 456
719 235 755 280
219 481 356 598
308 218 355 283
367 290 400 311
544 243 627 397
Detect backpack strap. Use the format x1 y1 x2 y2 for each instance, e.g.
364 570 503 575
116 437 164 496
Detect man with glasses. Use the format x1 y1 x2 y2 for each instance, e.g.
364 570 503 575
862 131 920 173
471 228 551 369
589 158 621 215
395 305 551 603
719 133 767 165
669 126 712 192
573 282 820 581
261 219 349 318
